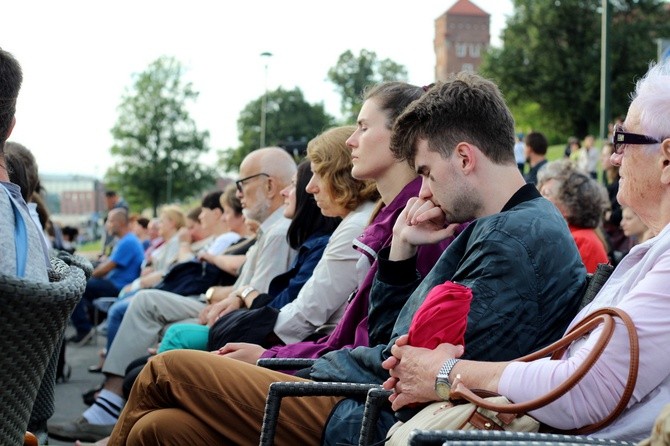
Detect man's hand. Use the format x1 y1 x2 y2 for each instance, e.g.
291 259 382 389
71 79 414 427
205 293 243 327
197 251 213 263
381 334 464 411
197 304 212 325
390 197 459 261
214 342 266 365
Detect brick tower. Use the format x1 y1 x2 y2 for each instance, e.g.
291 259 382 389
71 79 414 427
434 0 490 81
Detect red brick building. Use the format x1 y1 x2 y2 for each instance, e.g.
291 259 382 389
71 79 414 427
434 0 490 81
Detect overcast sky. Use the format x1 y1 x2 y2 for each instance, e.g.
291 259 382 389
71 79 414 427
2 0 513 177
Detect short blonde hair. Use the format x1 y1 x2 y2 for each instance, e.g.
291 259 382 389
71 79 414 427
307 125 379 211
160 205 186 229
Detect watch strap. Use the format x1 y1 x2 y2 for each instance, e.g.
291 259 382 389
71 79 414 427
437 358 460 385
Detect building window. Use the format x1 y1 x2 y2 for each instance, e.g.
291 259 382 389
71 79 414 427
469 44 482 57
462 63 474 72
456 43 468 57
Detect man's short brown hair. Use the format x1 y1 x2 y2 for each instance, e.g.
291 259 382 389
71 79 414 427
0 48 22 149
390 72 516 167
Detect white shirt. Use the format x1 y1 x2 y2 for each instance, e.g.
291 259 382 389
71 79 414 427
234 206 296 293
206 231 242 255
273 201 376 344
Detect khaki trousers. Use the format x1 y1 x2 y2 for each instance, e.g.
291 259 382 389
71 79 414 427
108 350 341 445
102 290 205 377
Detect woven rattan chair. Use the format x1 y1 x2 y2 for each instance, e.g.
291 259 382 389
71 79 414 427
0 256 86 445
257 264 615 446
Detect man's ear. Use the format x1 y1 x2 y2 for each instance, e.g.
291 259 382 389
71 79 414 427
454 142 476 174
265 176 277 196
4 116 15 140
660 139 670 185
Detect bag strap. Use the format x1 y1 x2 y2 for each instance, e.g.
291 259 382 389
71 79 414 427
450 307 639 435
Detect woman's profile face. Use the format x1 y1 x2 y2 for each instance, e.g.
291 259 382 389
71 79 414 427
621 207 647 239
306 166 347 218
158 214 175 238
539 178 568 219
280 174 297 219
222 204 245 233
346 98 397 182
613 103 663 211
601 144 613 170
187 217 206 242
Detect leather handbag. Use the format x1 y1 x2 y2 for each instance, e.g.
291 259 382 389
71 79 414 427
386 307 639 446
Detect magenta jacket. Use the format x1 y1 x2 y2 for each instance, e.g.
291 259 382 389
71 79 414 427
262 176 454 362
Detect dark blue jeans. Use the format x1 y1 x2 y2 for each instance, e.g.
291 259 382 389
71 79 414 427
70 278 119 334
106 296 134 352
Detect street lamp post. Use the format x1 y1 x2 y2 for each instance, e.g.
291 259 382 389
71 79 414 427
260 51 273 148
599 0 611 141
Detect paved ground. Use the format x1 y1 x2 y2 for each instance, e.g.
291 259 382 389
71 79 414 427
49 325 107 446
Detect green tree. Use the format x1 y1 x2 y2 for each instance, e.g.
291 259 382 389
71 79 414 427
221 87 335 170
106 56 215 216
481 0 670 139
327 49 408 123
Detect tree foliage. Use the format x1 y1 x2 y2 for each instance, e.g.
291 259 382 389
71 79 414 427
327 49 408 123
221 87 335 171
106 56 215 216
481 0 670 139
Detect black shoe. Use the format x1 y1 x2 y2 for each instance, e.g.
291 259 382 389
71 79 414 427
82 384 103 406
88 364 103 373
67 330 94 346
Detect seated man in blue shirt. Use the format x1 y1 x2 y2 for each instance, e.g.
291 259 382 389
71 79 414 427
69 208 144 344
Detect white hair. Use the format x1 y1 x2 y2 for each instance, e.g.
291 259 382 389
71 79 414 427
631 60 670 138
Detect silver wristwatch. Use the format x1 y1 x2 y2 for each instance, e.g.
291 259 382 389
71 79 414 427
434 358 460 400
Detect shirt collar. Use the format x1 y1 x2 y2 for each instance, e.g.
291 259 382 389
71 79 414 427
259 206 286 233
501 183 541 213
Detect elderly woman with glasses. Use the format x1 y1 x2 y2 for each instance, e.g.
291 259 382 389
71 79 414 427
382 61 670 442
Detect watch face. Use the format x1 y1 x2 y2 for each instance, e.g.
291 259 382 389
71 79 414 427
435 379 451 400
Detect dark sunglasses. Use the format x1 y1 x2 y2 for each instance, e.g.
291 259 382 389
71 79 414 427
612 124 663 155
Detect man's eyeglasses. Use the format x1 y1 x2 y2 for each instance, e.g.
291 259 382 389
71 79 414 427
235 173 269 193
612 124 664 155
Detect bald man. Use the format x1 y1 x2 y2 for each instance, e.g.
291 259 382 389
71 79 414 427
69 208 145 345
49 147 298 442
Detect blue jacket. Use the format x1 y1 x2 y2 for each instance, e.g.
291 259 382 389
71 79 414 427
265 231 332 310
315 184 587 444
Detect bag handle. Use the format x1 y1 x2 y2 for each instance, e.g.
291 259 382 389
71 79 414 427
450 307 639 435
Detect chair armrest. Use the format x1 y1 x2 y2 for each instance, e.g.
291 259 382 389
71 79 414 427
53 250 94 279
407 429 636 446
359 387 393 445
256 358 316 370
259 381 381 446
437 442 632 446
578 263 614 310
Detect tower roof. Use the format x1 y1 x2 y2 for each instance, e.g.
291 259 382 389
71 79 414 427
447 0 489 17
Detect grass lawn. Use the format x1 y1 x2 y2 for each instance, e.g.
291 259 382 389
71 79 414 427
547 144 566 161
78 239 102 254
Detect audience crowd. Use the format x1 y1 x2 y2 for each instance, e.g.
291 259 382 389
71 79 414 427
1 45 669 446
